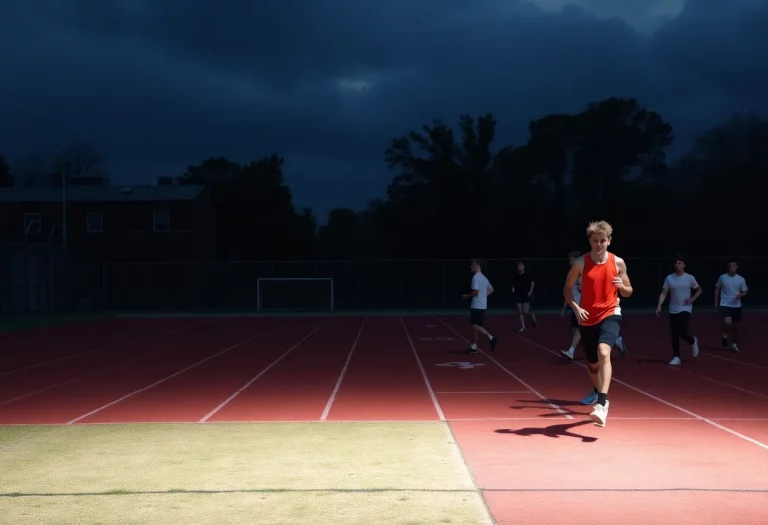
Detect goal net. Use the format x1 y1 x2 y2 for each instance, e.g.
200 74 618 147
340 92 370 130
256 278 335 312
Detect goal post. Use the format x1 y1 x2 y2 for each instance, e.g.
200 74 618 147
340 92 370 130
256 277 335 312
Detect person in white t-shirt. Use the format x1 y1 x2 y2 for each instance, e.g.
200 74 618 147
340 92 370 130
461 258 499 354
715 261 748 352
560 251 584 359
655 255 701 366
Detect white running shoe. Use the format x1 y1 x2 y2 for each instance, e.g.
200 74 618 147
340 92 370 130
691 337 699 358
669 356 682 366
561 348 574 360
590 400 609 427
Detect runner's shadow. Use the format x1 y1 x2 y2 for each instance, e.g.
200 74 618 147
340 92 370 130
515 398 584 407
495 421 597 442
508 399 587 417
508 406 586 418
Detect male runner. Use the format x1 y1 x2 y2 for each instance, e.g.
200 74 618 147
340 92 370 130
561 251 627 361
655 254 701 365
715 261 748 352
564 221 632 427
511 261 537 331
462 258 499 354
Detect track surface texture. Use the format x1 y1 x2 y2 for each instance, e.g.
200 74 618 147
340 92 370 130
2 312 766 524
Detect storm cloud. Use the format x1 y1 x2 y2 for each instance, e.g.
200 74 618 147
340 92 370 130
1 0 766 220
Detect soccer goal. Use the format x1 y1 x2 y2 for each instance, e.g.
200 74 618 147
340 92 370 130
256 277 335 312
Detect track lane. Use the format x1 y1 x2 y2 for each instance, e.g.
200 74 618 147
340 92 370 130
76 318 331 423
0 318 277 424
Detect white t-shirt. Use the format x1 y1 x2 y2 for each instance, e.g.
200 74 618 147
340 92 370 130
663 273 699 314
716 273 748 308
471 272 493 310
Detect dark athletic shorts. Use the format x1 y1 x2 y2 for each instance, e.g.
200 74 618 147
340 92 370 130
514 293 531 305
569 311 579 329
469 308 486 326
719 306 742 322
579 315 621 365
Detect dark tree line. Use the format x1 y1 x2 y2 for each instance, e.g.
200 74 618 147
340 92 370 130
0 141 110 188
176 155 316 260
319 98 768 259
4 97 767 259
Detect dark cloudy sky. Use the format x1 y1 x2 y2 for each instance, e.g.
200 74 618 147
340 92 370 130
2 0 767 222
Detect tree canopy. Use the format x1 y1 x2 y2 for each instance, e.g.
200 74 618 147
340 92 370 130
3 97 765 259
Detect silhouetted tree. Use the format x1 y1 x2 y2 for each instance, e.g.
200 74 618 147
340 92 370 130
53 140 110 183
522 114 574 238
318 208 362 259
569 98 674 226
674 113 768 253
369 99 675 258
380 114 505 256
178 154 314 259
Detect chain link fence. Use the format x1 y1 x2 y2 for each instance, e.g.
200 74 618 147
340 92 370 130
3 250 765 314
98 256 768 312
0 243 103 315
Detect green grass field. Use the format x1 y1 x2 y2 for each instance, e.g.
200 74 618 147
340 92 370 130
0 423 493 525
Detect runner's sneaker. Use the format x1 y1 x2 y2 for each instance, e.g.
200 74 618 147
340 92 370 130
590 400 609 427
579 390 598 405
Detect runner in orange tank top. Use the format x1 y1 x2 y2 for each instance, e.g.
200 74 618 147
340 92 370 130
563 221 633 427
580 252 622 326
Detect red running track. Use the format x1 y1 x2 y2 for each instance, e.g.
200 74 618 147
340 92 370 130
76 317 331 423
0 317 194 373
1 313 767 525
0 317 281 424
0 320 208 404
434 313 768 524
325 316 441 421
201 316 360 422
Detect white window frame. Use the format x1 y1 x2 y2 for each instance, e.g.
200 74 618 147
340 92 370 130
86 212 103 233
153 210 170 232
24 213 42 235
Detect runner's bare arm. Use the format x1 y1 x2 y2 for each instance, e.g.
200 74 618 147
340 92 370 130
616 257 633 298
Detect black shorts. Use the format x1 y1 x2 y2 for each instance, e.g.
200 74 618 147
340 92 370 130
469 308 486 326
514 294 531 305
569 311 579 329
719 306 742 322
579 315 621 364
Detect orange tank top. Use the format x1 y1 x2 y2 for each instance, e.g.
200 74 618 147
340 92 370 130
579 252 621 326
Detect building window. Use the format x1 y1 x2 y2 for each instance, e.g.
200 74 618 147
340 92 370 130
153 211 170 231
87 212 103 233
23 213 42 235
